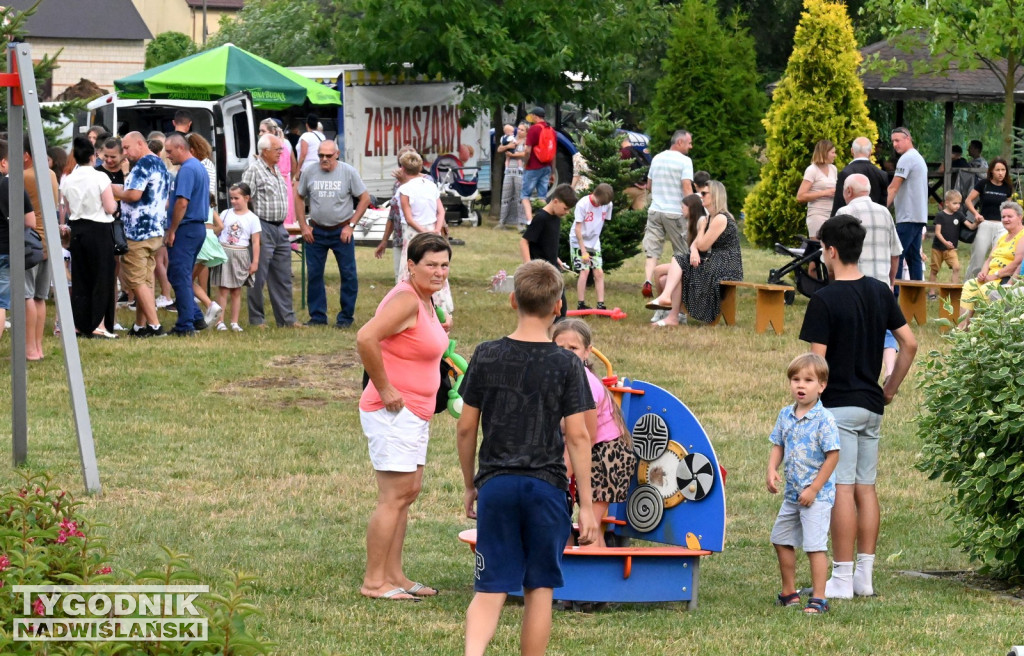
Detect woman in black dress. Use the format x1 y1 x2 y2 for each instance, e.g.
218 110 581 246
649 181 743 325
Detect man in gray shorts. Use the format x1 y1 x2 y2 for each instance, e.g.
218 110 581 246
641 130 694 297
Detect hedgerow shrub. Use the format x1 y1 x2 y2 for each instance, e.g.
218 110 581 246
917 290 1024 580
645 0 764 209
0 471 273 654
742 0 878 248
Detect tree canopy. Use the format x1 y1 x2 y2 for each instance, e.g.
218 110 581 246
863 0 1024 158
145 31 196 69
208 0 359 66
355 0 635 124
743 0 877 248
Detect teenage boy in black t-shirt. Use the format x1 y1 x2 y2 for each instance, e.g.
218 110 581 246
520 184 577 318
799 214 918 601
457 259 597 656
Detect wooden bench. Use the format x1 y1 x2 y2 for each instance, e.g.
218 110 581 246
893 280 962 332
716 280 791 335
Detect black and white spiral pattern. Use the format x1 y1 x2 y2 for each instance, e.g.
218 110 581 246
631 413 669 461
679 453 715 501
626 484 664 533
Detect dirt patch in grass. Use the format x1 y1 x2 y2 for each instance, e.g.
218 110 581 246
223 352 361 403
903 570 1024 603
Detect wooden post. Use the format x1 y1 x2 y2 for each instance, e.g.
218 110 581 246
943 101 954 199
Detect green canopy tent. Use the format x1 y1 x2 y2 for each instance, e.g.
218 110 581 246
114 44 340 110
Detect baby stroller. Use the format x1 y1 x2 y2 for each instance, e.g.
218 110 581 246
431 155 481 227
767 237 828 305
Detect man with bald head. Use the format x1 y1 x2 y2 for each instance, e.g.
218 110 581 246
163 131 210 336
295 140 370 327
113 131 170 336
831 136 890 217
243 133 301 328
835 173 902 287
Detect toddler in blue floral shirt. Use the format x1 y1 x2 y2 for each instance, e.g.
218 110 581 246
766 353 840 614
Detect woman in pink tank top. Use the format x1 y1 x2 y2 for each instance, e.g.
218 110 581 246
357 232 452 601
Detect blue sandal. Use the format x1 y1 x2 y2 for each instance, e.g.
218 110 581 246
776 592 801 607
804 597 829 614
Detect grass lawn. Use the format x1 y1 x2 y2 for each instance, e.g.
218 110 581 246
1 218 1021 655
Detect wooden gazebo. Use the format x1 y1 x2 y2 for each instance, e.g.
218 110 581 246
859 32 1024 193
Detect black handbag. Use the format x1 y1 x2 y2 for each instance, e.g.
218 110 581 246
959 222 977 244
111 218 129 255
24 227 43 269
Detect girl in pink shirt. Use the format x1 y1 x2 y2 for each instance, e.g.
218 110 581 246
553 319 636 547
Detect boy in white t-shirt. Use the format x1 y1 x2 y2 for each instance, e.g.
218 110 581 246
570 183 614 310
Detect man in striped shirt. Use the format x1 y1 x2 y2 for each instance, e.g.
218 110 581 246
244 134 301 328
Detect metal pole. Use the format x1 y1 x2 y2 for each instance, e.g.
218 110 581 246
202 0 208 46
7 44 28 467
12 42 102 494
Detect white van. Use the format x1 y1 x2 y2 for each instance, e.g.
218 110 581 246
82 92 255 208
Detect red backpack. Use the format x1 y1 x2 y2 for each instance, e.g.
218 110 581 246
534 123 557 164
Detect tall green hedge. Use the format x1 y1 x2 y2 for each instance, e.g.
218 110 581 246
645 0 764 209
742 0 877 248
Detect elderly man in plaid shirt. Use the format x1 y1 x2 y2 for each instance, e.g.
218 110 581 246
244 134 302 328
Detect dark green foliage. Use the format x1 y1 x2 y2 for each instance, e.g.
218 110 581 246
743 0 877 248
0 2 76 146
646 0 765 209
144 31 196 69
557 118 647 274
917 291 1024 580
209 0 359 66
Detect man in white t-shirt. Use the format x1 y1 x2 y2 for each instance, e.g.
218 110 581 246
641 130 694 297
886 127 928 281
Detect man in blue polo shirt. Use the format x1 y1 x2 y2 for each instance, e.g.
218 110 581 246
163 132 209 336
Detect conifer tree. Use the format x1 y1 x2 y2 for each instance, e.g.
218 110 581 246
558 118 647 274
743 0 877 248
1 2 76 145
646 0 764 208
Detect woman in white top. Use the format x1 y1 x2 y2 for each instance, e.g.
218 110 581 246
397 150 453 321
61 137 119 338
296 113 326 177
796 139 838 238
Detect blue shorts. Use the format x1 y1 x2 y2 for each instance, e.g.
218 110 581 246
474 474 571 593
883 329 898 351
0 255 10 310
521 166 552 200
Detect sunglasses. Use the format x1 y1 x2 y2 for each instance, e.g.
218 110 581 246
318 153 335 159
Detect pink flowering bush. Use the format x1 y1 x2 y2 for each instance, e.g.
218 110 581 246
0 472 273 654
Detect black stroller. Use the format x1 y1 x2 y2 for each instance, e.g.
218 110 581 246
767 237 829 305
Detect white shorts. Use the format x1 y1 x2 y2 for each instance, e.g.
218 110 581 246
360 407 430 472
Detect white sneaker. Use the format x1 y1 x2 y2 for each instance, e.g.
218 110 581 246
113 323 125 332
204 302 223 325
216 322 227 331
230 323 243 332
156 295 173 308
677 313 687 323
650 309 668 323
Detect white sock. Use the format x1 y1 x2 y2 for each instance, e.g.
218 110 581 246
825 561 854 599
854 553 875 596
134 324 146 331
